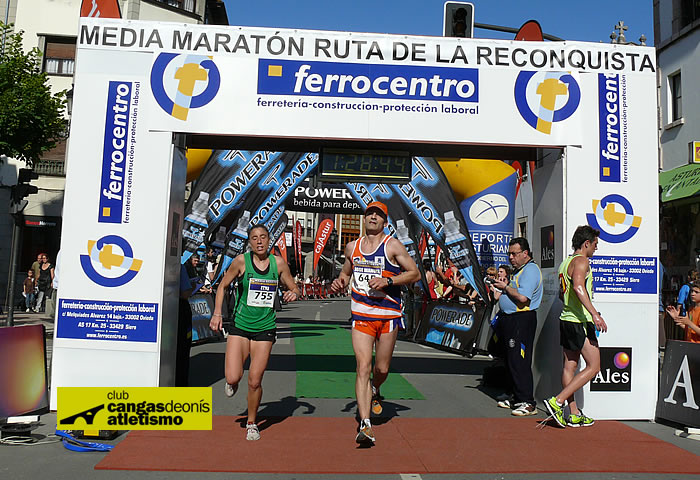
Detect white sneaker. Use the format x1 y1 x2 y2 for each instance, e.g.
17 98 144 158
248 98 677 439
512 403 537 416
246 423 260 441
26 309 30 312
224 382 238 397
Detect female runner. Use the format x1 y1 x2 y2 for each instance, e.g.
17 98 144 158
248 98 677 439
210 224 301 441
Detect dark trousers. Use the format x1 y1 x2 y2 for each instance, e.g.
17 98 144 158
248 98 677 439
498 310 537 405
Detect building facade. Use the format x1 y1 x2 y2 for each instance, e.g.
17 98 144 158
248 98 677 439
0 0 227 310
654 0 700 307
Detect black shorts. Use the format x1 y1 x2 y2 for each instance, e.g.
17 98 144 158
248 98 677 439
560 320 597 351
227 325 276 343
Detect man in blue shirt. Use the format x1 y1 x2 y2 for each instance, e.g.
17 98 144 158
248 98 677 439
492 237 543 416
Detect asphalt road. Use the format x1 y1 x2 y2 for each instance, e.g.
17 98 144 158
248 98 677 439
1 299 699 480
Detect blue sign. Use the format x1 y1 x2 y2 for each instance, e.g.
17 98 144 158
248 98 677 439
99 81 132 224
598 73 622 183
56 298 158 342
590 256 656 294
258 59 479 102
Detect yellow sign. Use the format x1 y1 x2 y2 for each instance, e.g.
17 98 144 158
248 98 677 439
57 387 212 430
694 141 700 164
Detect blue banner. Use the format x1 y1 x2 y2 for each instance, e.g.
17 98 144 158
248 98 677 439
461 171 517 268
258 59 479 103
590 256 657 294
598 73 622 183
56 298 158 342
98 81 132 224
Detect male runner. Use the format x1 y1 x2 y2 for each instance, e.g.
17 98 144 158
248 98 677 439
545 225 607 427
331 201 420 444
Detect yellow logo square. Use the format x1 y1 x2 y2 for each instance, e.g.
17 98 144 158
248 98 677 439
267 65 282 77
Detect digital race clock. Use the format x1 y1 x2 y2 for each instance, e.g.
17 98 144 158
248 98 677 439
319 149 412 184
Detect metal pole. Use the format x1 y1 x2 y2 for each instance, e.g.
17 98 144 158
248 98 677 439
6 214 20 326
474 22 564 41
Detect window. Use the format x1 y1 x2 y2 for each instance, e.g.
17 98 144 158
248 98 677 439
43 37 76 76
154 0 196 13
670 72 682 122
681 0 700 30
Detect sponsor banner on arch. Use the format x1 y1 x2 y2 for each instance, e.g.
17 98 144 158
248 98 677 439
77 19 655 147
287 183 363 213
564 70 658 300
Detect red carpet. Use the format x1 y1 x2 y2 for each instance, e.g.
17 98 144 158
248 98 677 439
95 416 700 474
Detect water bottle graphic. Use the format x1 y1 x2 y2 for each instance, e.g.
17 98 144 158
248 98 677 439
212 211 252 285
444 211 468 263
182 191 209 263
212 226 227 250
396 219 419 263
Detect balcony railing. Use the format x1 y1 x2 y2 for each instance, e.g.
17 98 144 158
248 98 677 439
34 159 66 176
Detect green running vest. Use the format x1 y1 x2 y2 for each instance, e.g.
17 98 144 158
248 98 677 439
234 252 278 332
558 254 593 324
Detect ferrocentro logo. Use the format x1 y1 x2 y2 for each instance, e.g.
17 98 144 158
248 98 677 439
80 235 143 287
585 194 642 243
150 53 220 120
514 71 580 134
468 193 509 226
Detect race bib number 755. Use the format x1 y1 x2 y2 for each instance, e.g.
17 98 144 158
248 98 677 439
247 278 278 307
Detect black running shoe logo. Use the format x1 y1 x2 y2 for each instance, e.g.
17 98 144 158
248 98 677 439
59 404 105 425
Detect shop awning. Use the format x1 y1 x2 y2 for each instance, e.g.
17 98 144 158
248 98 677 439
659 163 700 202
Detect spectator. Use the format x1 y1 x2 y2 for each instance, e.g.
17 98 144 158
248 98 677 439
35 254 54 313
676 269 699 316
23 270 36 313
666 280 700 343
492 264 512 302
31 253 42 281
47 251 60 318
491 237 543 416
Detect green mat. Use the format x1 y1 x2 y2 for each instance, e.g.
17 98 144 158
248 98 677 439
291 321 424 400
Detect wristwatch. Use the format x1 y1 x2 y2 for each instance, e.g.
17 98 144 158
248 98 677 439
386 277 394 287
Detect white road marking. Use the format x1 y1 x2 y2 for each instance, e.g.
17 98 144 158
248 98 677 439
393 350 460 358
400 474 423 480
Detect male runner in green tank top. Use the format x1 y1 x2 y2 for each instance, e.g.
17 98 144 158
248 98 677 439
545 225 608 428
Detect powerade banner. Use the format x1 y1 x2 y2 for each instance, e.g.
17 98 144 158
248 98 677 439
287 183 363 213
460 162 518 268
267 211 288 253
181 150 282 263
390 157 486 302
213 153 316 282
189 293 217 342
415 301 484 354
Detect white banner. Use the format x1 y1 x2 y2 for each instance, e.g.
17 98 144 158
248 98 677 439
77 19 656 148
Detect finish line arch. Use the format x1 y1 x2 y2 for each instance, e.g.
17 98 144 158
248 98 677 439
52 18 659 421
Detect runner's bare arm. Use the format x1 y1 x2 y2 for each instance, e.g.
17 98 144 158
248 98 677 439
275 255 302 302
331 241 355 292
210 254 245 331
369 237 420 290
571 255 607 333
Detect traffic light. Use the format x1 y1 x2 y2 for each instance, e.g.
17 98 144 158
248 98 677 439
443 2 474 38
10 168 39 214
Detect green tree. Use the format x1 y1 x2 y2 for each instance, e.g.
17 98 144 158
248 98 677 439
0 22 67 166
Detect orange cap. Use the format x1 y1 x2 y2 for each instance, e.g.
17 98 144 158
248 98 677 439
365 201 388 218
